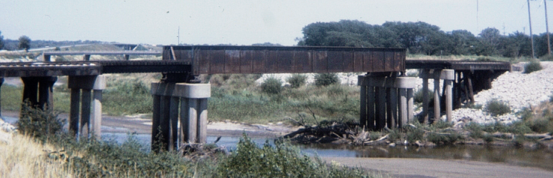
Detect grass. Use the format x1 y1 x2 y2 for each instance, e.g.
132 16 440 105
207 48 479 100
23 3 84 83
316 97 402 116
5 106 379 177
524 60 543 74
484 99 511 116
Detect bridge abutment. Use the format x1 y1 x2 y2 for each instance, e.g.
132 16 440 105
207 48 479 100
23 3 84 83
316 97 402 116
358 74 416 130
68 75 105 138
150 82 210 152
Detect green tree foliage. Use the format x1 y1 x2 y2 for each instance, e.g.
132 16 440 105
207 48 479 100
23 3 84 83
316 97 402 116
18 35 31 52
314 73 339 87
297 20 544 58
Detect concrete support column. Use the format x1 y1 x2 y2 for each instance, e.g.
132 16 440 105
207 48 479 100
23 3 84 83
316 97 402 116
376 87 386 130
151 82 211 152
367 86 375 130
359 84 367 127
433 70 442 123
80 89 92 137
395 77 416 128
442 69 455 123
420 70 430 123
91 89 103 138
68 75 105 138
38 77 57 110
386 87 398 129
198 98 208 143
21 77 39 106
0 77 4 117
69 88 81 136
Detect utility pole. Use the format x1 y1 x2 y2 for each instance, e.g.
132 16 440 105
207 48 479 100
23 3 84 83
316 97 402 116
528 0 536 58
545 0 551 55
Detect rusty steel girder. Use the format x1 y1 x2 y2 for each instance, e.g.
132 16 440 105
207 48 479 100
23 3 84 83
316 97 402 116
163 46 406 75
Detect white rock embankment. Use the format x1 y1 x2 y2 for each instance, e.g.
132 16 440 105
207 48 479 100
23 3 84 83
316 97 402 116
0 118 17 143
450 62 553 124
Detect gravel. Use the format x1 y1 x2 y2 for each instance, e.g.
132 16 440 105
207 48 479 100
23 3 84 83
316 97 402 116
449 61 553 124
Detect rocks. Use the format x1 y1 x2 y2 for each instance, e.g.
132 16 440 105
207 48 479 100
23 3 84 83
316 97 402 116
446 62 553 125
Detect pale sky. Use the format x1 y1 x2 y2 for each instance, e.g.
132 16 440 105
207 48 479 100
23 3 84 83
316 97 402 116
0 0 551 46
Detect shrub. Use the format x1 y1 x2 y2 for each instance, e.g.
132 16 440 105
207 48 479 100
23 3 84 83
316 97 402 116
17 104 65 140
524 60 542 74
414 89 433 104
315 73 340 87
427 132 461 145
286 74 307 88
260 77 282 94
484 99 511 116
215 135 368 177
540 54 553 61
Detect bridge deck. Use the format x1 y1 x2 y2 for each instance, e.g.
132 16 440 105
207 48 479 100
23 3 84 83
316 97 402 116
406 60 511 71
0 60 191 77
164 46 406 75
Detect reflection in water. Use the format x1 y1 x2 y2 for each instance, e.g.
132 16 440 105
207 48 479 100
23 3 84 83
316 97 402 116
105 133 553 171
5 114 551 172
299 143 553 171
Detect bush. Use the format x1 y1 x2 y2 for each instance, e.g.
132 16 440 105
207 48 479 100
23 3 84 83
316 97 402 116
315 73 340 87
484 99 511 116
215 135 368 177
260 77 282 94
427 132 461 145
17 104 65 140
286 74 307 88
524 60 543 74
414 89 433 104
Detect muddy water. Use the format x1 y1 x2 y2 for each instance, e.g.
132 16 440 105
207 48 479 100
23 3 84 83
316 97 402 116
102 132 553 171
5 116 552 172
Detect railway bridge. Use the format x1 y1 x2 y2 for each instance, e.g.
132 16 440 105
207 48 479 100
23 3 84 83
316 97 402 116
0 46 511 151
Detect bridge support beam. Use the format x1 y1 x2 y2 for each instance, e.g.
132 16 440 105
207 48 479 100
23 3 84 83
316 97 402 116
68 75 105 138
358 74 416 129
0 77 3 117
20 77 57 111
151 82 210 152
419 69 455 123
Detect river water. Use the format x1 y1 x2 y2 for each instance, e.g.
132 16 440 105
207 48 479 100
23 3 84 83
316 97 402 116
5 117 553 171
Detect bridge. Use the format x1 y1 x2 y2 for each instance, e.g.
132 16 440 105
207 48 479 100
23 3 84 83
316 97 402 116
0 46 511 151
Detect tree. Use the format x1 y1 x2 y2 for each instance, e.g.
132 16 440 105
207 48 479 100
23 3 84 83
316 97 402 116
18 35 31 52
0 31 4 50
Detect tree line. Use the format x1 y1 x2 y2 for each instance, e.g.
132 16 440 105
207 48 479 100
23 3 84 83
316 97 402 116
296 20 552 58
0 30 103 52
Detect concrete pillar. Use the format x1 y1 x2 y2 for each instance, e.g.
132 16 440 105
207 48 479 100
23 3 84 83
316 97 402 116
21 77 39 106
90 76 105 138
367 86 375 130
80 89 92 137
376 87 386 130
68 75 105 138
124 54 130 61
169 96 179 151
91 90 102 138
386 87 398 129
181 98 196 144
151 82 211 151
360 85 367 127
198 99 208 143
395 77 416 128
433 70 442 123
38 77 57 110
421 70 430 123
151 95 161 151
83 54 90 61
0 77 4 117
69 88 80 136
442 69 455 123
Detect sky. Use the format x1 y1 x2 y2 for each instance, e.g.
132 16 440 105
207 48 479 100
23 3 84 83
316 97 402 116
0 0 551 46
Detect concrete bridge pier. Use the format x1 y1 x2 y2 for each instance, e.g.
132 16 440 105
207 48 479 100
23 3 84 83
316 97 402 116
20 76 58 110
419 69 455 123
150 82 210 152
68 75 105 138
358 74 416 130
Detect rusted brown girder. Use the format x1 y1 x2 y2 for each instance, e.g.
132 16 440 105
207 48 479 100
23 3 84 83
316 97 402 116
163 46 407 75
